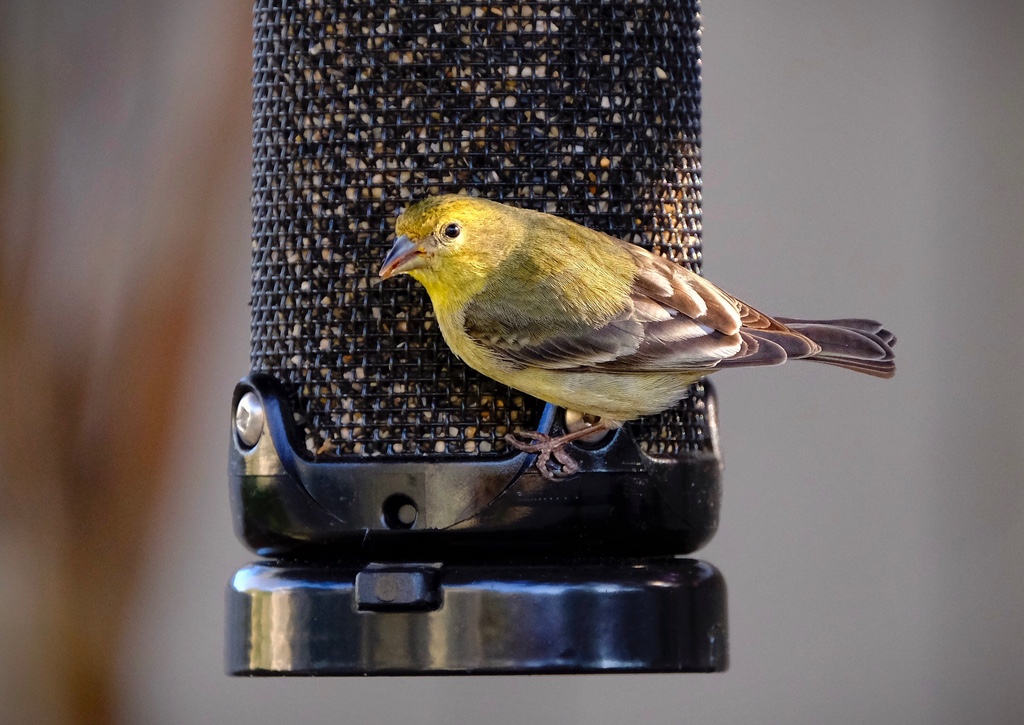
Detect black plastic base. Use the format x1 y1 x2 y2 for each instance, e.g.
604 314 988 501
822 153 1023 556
227 558 727 675
231 374 723 560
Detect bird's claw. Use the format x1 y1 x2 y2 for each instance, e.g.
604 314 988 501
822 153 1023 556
504 431 580 480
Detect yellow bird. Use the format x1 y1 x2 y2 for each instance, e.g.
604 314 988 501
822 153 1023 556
379 195 896 479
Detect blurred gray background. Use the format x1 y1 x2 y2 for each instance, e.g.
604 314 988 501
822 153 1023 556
1 0 1021 723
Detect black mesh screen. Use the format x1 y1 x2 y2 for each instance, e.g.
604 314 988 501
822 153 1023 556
251 0 713 459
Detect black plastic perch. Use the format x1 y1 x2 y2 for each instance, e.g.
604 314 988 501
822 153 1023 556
228 0 728 675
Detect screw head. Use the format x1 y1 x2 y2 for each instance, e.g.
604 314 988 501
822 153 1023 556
396 503 418 526
235 391 264 448
564 409 613 445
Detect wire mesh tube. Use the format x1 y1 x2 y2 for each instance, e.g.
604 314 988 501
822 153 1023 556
251 0 714 461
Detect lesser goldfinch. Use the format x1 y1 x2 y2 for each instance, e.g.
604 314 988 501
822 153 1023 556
379 195 896 479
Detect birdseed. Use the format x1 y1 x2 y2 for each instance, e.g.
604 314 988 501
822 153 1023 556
251 0 712 459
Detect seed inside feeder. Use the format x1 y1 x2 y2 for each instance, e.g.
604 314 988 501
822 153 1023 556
250 0 711 460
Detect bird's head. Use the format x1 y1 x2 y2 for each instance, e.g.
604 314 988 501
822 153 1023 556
379 195 520 294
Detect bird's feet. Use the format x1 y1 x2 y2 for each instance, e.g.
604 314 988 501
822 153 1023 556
504 431 581 480
505 419 614 480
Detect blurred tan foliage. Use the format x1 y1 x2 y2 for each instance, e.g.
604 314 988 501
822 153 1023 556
0 1 250 723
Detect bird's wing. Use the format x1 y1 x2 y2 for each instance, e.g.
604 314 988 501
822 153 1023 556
463 245 820 373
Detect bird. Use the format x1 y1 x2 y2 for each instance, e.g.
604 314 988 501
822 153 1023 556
378 194 896 479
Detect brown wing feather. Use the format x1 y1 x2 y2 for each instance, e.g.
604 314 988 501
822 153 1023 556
464 242 821 373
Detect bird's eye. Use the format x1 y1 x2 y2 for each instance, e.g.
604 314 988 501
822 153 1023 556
443 223 461 240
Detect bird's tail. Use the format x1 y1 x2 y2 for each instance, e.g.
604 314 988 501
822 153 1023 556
774 317 897 379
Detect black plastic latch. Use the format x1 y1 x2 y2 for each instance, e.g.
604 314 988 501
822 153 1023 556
355 563 442 612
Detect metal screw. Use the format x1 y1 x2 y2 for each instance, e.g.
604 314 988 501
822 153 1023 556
396 503 417 526
374 576 400 603
235 391 264 448
564 409 613 445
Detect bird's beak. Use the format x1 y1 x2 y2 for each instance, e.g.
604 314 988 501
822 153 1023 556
378 235 427 279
